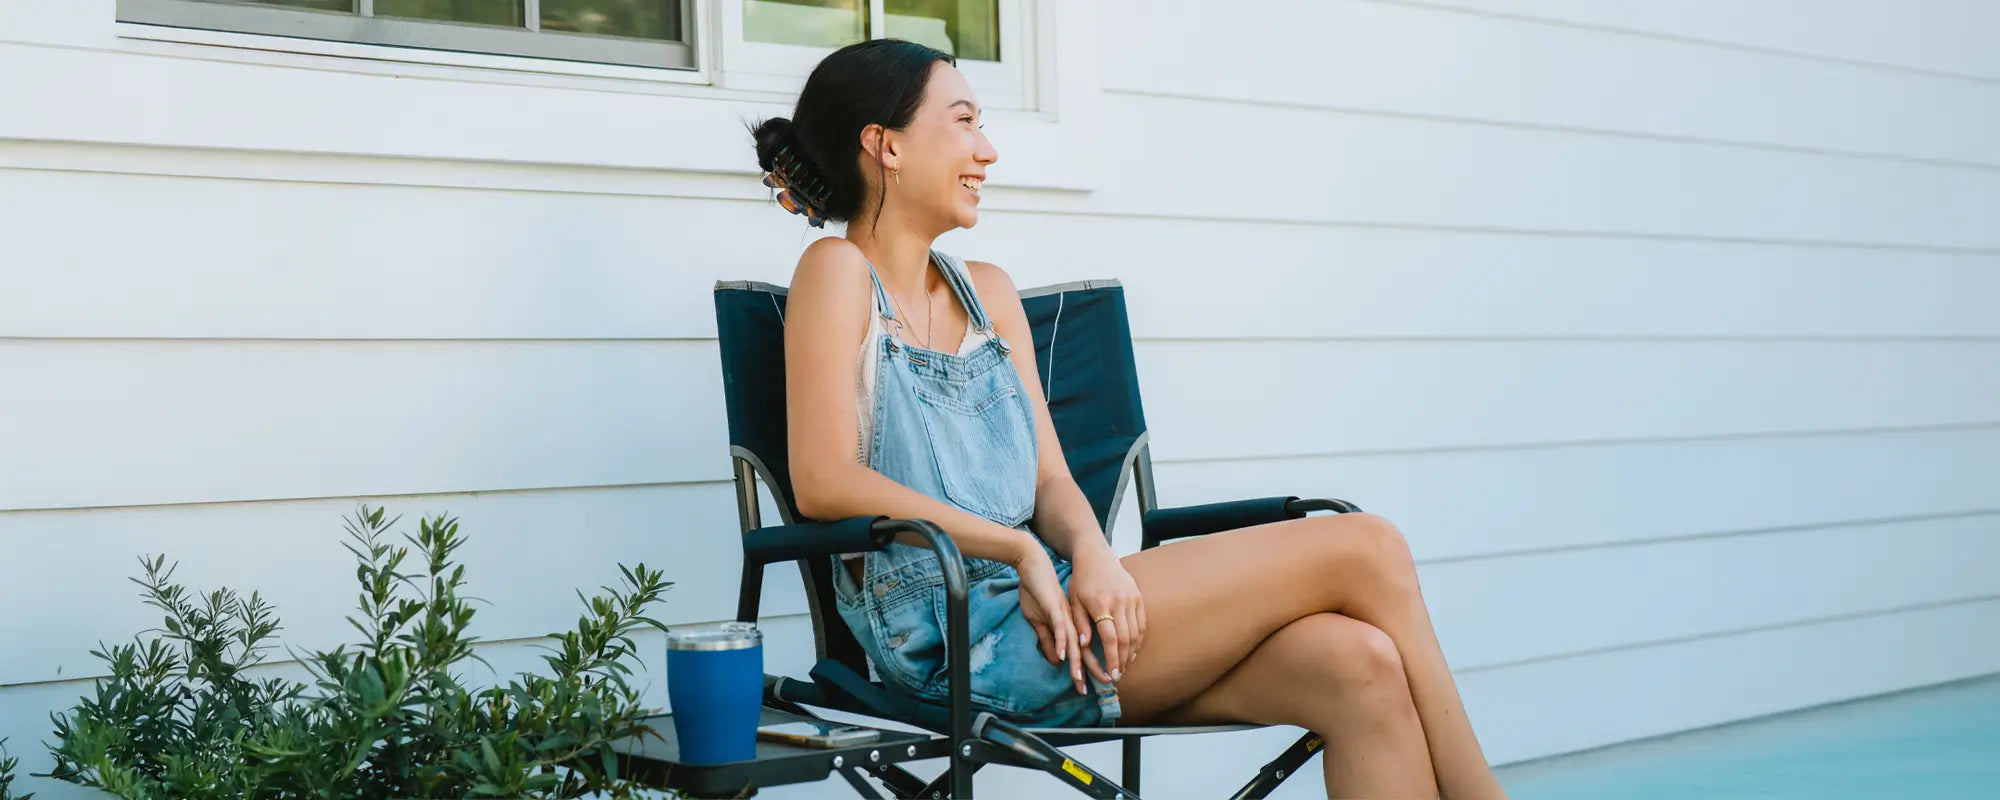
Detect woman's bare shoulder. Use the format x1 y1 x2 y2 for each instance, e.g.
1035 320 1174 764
962 259 1026 323
792 237 869 283
788 237 873 309
962 258 1015 289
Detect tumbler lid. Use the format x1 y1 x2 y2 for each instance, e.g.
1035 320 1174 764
667 621 762 651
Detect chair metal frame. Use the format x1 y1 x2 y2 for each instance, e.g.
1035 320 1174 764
629 278 1364 799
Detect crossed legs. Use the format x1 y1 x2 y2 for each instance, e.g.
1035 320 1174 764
1111 514 1505 799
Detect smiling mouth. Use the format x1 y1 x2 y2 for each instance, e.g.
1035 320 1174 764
959 176 983 195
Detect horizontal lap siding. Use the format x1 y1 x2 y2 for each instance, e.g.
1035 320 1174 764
1134 340 2000 461
1151 427 2000 559
1091 92 1999 248
1105 0 2000 166
7 339 1993 510
4 0 1996 795
1405 0 2000 81
7 165 1998 340
0 340 729 510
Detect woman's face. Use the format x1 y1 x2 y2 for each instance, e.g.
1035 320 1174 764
875 64 1000 232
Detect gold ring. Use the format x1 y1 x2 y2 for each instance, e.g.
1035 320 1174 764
1093 614 1114 624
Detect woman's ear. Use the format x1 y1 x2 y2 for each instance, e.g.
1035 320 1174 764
859 124 901 174
858 123 884 160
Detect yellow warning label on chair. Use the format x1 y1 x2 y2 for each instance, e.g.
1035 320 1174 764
1061 758 1093 785
1305 736 1324 753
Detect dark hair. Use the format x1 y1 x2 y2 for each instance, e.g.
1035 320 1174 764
752 39 955 225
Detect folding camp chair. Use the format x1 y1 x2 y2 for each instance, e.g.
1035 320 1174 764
611 278 1363 799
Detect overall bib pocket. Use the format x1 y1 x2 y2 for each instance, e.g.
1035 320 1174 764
912 383 1038 525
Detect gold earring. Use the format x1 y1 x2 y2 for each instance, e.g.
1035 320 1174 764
892 168 901 185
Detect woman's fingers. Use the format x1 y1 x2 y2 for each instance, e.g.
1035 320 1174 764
1064 612 1086 694
1119 605 1140 674
1044 587 1082 691
1028 619 1058 665
1071 601 1114 685
1073 597 1091 646
1044 590 1070 664
1095 614 1123 682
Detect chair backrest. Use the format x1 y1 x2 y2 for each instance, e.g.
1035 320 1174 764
1017 281 1152 530
712 278 1151 666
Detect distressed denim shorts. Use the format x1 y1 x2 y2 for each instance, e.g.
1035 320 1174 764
833 537 1123 728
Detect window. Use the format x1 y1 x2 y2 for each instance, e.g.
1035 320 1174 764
116 0 698 69
724 0 1030 109
741 0 998 62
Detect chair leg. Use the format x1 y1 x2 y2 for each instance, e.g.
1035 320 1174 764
971 716 1138 799
1226 732 1324 800
736 562 764 622
839 767 889 799
919 761 988 799
1123 738 1142 793
869 763 931 798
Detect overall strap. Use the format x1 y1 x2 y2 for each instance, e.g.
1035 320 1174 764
863 260 896 323
930 250 993 333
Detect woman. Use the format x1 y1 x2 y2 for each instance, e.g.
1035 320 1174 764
754 39 1507 799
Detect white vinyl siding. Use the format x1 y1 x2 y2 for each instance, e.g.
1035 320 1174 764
2 0 1996 797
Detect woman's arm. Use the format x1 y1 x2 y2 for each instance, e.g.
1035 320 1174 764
970 261 1146 683
784 239 1040 566
964 261 1114 566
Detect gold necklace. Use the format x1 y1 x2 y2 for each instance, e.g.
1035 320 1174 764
886 273 935 350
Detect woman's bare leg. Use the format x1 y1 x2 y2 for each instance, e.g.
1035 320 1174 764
1152 612 1436 797
1113 513 1506 800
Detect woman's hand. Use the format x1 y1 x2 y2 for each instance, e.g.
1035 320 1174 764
1066 547 1145 685
1013 543 1088 694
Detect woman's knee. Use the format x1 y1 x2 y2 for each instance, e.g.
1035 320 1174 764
1325 618 1409 693
1308 512 1419 593
1292 616 1418 725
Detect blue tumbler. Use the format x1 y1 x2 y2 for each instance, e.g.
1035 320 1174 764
666 622 764 765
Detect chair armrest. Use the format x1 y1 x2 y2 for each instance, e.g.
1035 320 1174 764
741 516 894 565
1141 496 1363 549
738 516 976 757
868 518 974 756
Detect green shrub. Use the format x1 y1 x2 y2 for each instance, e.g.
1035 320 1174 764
0 737 31 800
44 505 677 799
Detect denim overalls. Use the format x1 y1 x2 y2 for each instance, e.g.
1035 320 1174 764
831 250 1122 728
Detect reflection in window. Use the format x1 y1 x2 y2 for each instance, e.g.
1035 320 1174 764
743 0 868 50
374 0 524 28
542 0 681 40
886 0 997 61
232 0 356 10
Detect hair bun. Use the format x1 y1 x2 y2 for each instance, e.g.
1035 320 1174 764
750 116 796 173
751 117 830 227
747 40 954 227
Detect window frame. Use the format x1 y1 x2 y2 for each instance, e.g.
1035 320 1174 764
116 0 704 72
